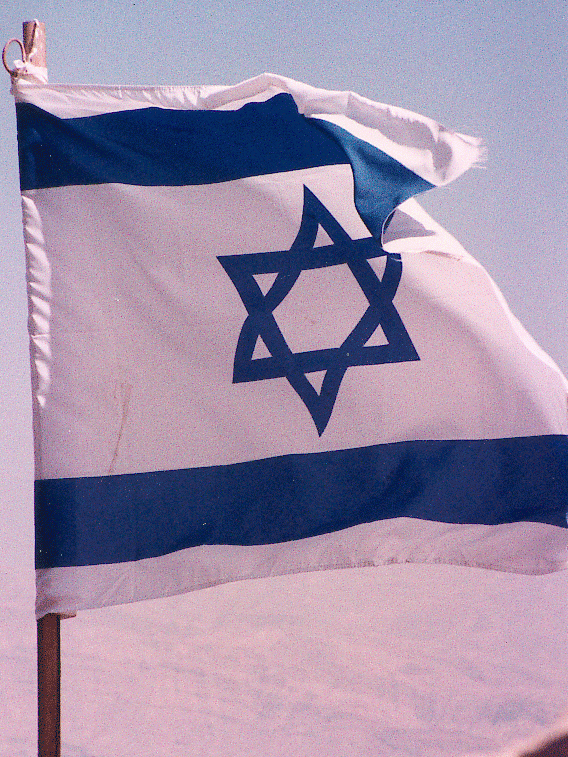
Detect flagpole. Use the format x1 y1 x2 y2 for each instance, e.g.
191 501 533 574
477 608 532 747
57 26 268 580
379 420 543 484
37 614 61 757
22 19 47 71
20 21 60 757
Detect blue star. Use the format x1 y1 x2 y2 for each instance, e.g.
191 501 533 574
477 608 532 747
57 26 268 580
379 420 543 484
218 187 419 435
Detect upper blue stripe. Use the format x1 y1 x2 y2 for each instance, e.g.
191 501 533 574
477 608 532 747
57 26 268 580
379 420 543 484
35 435 568 569
16 94 434 240
16 94 348 190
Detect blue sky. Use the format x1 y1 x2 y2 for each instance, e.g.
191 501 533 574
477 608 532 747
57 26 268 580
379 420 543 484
1 1 566 567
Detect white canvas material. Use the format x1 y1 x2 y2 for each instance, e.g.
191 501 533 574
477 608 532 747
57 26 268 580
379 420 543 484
12 74 567 618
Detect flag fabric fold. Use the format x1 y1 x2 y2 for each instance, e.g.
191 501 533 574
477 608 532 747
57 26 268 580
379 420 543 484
12 73 567 619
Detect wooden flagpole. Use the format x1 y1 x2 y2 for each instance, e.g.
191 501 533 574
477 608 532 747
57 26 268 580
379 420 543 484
37 614 61 757
20 22 62 757
22 19 47 73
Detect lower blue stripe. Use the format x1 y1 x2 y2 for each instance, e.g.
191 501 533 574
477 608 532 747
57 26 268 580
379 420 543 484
35 435 568 569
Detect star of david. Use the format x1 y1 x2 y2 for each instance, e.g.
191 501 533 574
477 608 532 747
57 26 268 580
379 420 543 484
218 186 419 435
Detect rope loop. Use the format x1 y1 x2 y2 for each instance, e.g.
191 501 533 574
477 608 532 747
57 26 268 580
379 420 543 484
2 37 26 77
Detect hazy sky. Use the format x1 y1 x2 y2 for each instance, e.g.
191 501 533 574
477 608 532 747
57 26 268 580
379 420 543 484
0 1 566 568
0 5 567 754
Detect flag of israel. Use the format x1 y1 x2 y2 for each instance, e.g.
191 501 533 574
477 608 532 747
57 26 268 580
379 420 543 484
13 73 568 618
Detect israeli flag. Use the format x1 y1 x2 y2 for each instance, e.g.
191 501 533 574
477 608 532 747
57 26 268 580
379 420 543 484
13 73 568 618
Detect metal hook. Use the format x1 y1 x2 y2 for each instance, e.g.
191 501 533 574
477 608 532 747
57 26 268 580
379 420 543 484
2 37 26 77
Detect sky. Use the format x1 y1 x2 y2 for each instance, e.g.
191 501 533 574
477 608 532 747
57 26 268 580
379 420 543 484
0 2 567 754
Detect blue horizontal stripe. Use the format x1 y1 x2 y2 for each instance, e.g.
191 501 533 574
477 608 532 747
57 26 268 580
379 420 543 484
16 93 435 239
35 435 568 569
17 94 349 190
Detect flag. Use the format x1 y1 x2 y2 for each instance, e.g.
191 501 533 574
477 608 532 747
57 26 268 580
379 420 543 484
12 72 568 618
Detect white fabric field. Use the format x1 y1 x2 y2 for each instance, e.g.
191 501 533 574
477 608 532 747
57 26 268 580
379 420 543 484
2 564 566 757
